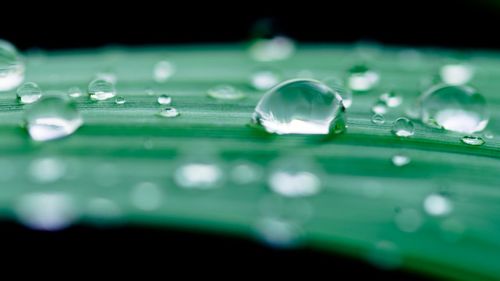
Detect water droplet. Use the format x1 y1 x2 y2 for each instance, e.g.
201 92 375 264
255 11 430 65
391 154 411 167
394 208 422 232
230 162 262 185
379 91 403 107
145 88 155 96
174 162 223 189
371 100 388 115
255 217 302 248
249 36 295 62
95 71 117 84
251 69 280 90
157 107 180 118
115 96 126 105
423 193 452 216
207 85 245 100
420 85 488 133
323 77 353 108
371 113 385 125
29 157 66 183
461 135 485 146
483 131 494 139
268 157 321 197
0 40 24 91
157 94 172 105
392 117 414 137
88 79 116 101
153 60 176 82
24 96 83 142
16 193 78 231
85 197 123 225
367 240 402 270
130 182 163 211
347 64 380 92
16 82 42 104
67 86 82 98
253 79 346 135
440 64 474 86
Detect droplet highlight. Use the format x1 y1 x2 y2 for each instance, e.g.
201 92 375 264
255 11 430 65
207 85 245 100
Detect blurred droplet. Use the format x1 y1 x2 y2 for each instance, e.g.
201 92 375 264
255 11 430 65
249 36 295 62
230 162 262 185
29 157 66 183
367 240 402 270
0 39 24 91
251 69 280 90
423 193 452 216
85 197 123 225
372 100 388 115
174 162 223 189
130 182 163 211
154 60 176 82
379 91 402 107
394 208 422 232
24 96 83 142
268 157 321 197
67 86 83 98
207 85 245 100
347 64 379 92
440 64 474 86
391 154 411 167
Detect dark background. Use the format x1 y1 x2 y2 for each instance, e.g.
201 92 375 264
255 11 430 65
2 0 500 50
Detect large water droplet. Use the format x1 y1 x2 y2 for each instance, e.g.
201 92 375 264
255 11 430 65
130 182 163 211
29 157 67 183
24 97 83 142
153 60 176 82
420 85 488 133
461 135 485 146
249 36 295 62
253 79 346 135
251 69 280 90
392 117 414 137
423 193 452 216
347 64 379 92
440 64 474 86
16 193 78 231
0 40 24 91
157 107 180 118
88 79 116 101
157 94 172 105
16 82 42 104
323 77 353 108
207 85 245 100
174 162 223 189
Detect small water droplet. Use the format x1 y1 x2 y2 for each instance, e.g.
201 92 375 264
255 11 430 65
88 79 116 101
268 157 321 197
249 36 295 62
347 64 380 92
16 192 78 231
440 64 474 86
157 94 172 105
253 79 346 135
29 157 67 183
207 85 245 100
130 182 163 211
251 69 280 90
24 96 83 142
323 77 353 108
423 193 452 216
394 208 422 232
372 100 388 115
154 60 176 82
174 162 223 189
0 40 24 91
483 131 494 139
420 84 488 133
16 82 42 104
461 135 485 146
392 154 411 167
392 117 414 137
230 162 262 185
115 96 126 105
67 86 82 98
371 113 385 125
367 240 402 270
379 91 403 107
158 107 180 118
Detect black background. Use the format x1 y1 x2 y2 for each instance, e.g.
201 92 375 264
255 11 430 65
2 0 500 50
